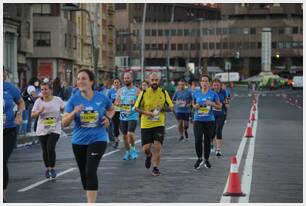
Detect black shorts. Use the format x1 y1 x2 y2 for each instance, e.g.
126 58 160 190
175 112 190 121
119 120 137 135
141 126 165 146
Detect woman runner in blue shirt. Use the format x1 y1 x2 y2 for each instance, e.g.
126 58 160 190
62 69 115 203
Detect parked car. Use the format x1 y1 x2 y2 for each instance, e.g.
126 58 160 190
292 76 303 89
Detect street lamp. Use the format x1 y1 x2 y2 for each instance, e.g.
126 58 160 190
165 4 175 86
62 4 99 79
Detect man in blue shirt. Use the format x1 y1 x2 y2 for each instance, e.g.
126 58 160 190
3 70 25 202
172 79 193 141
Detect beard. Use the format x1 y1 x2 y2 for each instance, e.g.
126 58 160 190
151 83 158 90
125 82 131 87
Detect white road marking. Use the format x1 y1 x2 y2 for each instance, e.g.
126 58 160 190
238 100 258 203
220 94 258 203
17 125 177 192
18 168 76 192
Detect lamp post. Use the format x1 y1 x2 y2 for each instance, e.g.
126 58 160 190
62 4 99 79
140 3 147 82
165 4 175 86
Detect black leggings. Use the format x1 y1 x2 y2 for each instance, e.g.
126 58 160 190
193 121 214 160
4 128 17 189
212 115 225 140
112 111 120 138
38 133 60 168
72 141 107 190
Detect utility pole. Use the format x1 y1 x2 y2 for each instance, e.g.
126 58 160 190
140 3 147 82
166 4 175 85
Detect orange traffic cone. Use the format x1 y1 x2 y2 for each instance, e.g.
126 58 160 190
245 124 253 138
250 112 256 121
223 156 245 196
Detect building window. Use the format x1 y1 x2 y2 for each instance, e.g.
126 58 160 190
202 28 208 36
216 42 221 49
190 43 196 50
34 32 51 47
208 28 215 35
65 33 67 48
272 42 277 49
158 44 163 50
158 29 163 36
203 43 208 49
73 36 77 49
292 27 299 34
151 44 158 50
278 27 285 34
285 27 292 35
171 29 176 36
177 29 183 36
242 42 249 49
250 42 256 49
26 22 31 38
216 28 222 35
299 41 303 48
209 42 215 49
165 29 170 36
291 41 298 48
184 44 188 50
222 28 228 35
250 27 256 35
32 4 51 16
171 44 176 50
184 29 189 36
284 41 291 49
151 29 156 36
177 44 183 50
243 28 249 35
222 42 228 49
145 29 150 36
277 42 284 49
229 42 235 49
257 42 262 49
145 44 150 50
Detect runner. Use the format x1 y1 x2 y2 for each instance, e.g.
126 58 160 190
188 81 200 123
108 78 121 149
62 69 115 203
31 82 65 179
141 80 149 91
172 79 193 142
3 70 25 202
115 72 140 160
211 79 228 157
221 83 231 122
192 75 221 170
134 72 173 176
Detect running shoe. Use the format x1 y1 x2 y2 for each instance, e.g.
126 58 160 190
145 153 152 169
130 147 138 160
123 150 131 160
179 136 184 142
113 141 119 149
152 167 160 176
216 150 223 157
204 160 212 168
184 131 189 139
45 169 50 179
50 169 57 179
194 159 204 170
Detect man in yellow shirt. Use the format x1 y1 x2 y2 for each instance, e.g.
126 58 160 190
134 72 173 176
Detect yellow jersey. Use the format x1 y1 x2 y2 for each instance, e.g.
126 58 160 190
134 87 173 129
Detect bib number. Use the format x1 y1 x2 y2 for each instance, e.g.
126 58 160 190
121 105 132 115
198 106 211 116
149 109 160 122
44 117 57 129
80 110 99 128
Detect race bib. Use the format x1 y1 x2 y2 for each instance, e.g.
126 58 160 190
113 104 121 112
198 106 211 116
121 105 132 115
149 109 160 122
80 110 99 128
177 100 187 108
44 117 57 128
212 107 222 112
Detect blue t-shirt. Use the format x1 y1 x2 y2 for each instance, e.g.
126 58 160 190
213 89 227 117
65 91 112 145
193 89 219 122
4 81 21 128
172 89 193 113
108 88 117 103
119 86 139 121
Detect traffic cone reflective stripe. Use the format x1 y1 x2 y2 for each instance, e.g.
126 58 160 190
223 156 245 197
250 112 256 121
252 105 256 111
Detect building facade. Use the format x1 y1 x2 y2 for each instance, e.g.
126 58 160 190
4 4 33 86
115 3 302 80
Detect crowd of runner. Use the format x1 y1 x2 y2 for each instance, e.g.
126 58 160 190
4 69 232 203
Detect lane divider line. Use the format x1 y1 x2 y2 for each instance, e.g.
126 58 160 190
17 125 177 192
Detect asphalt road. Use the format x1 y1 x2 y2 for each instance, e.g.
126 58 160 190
6 86 303 203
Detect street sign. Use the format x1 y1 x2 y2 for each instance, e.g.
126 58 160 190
225 61 231 71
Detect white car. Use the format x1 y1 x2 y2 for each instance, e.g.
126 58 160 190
292 76 303 89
